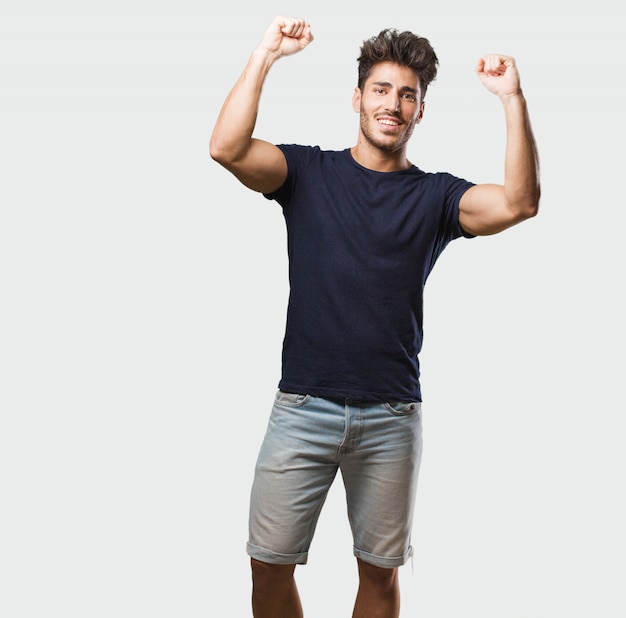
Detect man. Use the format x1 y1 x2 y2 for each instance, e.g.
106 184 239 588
210 15 539 618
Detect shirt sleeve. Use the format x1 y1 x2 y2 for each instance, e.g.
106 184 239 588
262 144 311 207
443 173 476 240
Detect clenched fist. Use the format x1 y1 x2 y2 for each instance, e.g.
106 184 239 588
476 54 521 99
258 16 314 59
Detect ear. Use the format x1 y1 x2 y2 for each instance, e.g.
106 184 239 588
415 100 426 123
352 87 361 113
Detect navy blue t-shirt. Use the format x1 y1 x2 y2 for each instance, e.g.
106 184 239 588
264 145 474 402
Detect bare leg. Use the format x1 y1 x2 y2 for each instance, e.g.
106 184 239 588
250 558 303 618
352 558 400 618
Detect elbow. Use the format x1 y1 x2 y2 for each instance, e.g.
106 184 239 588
209 130 242 167
519 200 539 224
514 183 541 223
526 183 541 219
523 198 540 221
209 135 228 165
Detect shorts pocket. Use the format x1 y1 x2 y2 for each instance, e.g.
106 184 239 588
384 401 421 416
275 390 311 407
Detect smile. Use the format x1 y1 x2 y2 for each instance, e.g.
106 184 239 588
377 118 401 128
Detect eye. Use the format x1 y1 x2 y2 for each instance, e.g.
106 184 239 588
403 93 417 102
374 88 386 94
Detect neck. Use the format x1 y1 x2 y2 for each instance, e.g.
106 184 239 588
350 141 411 172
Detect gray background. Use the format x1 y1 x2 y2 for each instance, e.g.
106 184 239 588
1 0 624 616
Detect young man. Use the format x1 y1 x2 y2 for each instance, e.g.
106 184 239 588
210 15 540 618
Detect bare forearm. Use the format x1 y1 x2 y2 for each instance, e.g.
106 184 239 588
502 93 541 217
209 48 277 163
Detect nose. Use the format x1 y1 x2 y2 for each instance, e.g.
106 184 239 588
385 91 401 112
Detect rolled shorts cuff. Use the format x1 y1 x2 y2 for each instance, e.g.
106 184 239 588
353 544 414 569
247 542 309 565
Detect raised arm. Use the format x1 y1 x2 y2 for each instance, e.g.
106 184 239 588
209 16 314 193
459 54 540 236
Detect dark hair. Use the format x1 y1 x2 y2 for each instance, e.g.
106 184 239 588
357 28 439 98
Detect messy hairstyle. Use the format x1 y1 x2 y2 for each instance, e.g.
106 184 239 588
357 28 439 98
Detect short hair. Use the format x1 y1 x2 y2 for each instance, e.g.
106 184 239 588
357 28 439 98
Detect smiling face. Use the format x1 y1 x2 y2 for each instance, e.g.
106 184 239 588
353 61 425 157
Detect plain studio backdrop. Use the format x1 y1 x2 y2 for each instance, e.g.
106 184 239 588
1 1 624 616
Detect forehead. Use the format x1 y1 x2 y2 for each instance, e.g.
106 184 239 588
364 61 421 92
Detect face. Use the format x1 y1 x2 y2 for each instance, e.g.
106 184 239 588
353 61 425 154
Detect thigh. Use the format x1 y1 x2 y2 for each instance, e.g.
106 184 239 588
341 400 423 568
247 392 345 565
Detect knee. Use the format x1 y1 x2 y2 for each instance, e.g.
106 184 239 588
357 559 398 590
251 558 296 588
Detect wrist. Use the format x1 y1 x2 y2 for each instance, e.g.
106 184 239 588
500 90 526 105
251 45 281 67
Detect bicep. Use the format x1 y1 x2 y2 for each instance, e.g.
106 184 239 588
219 138 288 194
459 183 525 236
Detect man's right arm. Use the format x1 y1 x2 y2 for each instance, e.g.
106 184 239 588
209 17 314 194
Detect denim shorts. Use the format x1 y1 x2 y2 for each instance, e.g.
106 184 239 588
247 391 423 568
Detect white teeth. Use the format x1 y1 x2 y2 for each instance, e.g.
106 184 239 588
379 119 399 126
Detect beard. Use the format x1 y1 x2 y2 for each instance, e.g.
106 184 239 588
359 106 416 153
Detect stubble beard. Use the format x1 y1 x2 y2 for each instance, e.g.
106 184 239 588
359 107 416 154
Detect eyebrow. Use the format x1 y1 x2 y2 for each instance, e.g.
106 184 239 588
372 81 419 95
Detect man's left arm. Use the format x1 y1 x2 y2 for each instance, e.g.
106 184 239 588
459 54 541 236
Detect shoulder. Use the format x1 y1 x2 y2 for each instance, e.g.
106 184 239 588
277 144 344 163
276 146 351 183
416 170 475 196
